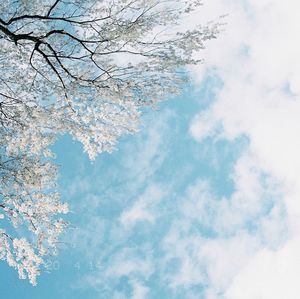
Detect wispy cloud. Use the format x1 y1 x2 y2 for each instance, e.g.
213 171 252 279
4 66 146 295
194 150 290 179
161 152 286 297
120 184 165 228
52 2 300 298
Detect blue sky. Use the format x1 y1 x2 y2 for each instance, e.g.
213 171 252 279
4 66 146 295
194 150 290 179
1 80 249 298
2 0 300 298
0 77 286 299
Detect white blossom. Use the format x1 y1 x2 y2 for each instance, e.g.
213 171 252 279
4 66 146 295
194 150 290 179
0 0 220 284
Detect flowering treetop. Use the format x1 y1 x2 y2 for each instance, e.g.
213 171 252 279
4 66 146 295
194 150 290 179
0 0 220 285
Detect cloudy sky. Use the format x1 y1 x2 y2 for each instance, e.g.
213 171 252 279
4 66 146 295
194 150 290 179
2 0 300 298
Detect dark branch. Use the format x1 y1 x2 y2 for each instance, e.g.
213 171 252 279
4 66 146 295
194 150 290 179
46 0 61 17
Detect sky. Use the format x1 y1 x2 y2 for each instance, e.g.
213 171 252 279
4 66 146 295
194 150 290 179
2 0 300 298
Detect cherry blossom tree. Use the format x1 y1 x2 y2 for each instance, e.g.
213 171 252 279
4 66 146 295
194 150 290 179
0 0 220 284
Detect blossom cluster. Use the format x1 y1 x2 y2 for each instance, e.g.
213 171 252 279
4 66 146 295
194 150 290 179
0 0 219 284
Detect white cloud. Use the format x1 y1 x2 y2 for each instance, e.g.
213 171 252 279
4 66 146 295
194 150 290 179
120 201 155 226
131 280 149 299
107 255 153 279
192 0 300 196
189 0 300 297
122 109 173 185
120 184 164 228
225 238 300 299
82 246 154 296
181 153 284 236
161 152 286 296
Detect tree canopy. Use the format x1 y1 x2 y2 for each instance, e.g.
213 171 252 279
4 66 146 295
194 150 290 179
0 0 219 285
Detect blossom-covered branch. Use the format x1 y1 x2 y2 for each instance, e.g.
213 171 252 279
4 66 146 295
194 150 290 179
0 0 220 284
